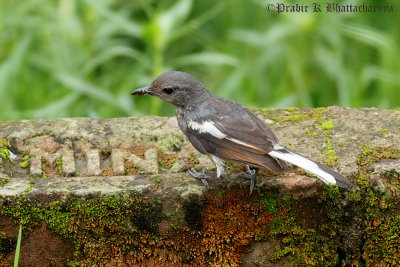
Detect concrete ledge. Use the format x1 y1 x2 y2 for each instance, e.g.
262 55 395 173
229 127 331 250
1 106 399 197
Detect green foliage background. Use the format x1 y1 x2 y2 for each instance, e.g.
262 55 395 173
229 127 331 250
1 0 399 120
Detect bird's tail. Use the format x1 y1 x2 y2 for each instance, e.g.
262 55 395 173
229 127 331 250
268 146 351 188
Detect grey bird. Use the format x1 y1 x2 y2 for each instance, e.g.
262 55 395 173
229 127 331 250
131 71 351 194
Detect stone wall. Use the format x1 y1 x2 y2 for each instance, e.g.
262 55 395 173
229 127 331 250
0 107 399 266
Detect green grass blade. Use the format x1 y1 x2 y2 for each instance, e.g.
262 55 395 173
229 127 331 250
14 224 22 267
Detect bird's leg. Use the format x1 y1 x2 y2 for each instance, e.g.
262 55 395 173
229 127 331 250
188 168 210 189
210 155 225 180
239 165 258 195
188 155 225 189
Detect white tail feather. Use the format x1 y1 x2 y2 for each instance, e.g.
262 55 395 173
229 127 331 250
268 150 336 185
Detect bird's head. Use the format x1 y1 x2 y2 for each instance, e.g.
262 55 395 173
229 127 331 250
131 71 206 107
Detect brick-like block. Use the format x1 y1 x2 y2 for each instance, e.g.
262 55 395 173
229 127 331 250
62 150 75 176
111 149 125 176
30 156 42 177
126 153 158 175
86 149 102 176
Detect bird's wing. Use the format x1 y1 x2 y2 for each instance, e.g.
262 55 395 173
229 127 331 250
184 112 284 172
186 113 274 154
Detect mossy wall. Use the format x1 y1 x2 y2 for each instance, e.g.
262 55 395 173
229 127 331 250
0 107 399 265
1 178 400 266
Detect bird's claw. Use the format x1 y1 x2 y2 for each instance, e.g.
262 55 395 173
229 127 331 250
188 168 210 189
239 165 258 195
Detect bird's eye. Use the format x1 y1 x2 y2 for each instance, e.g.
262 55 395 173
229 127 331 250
162 87 174 94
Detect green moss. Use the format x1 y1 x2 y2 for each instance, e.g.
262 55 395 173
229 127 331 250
124 158 140 175
261 108 324 124
348 190 362 202
259 191 279 216
268 245 291 262
363 213 400 265
357 170 369 188
262 182 399 265
0 138 10 148
20 154 30 168
150 174 162 184
187 153 199 166
0 177 399 265
0 138 12 163
1 190 277 266
360 183 400 265
1 196 42 231
156 149 177 169
319 119 335 131
152 133 186 152
0 175 9 186
265 191 341 266
357 146 400 167
32 132 51 137
323 137 338 167
1 193 163 264
305 130 319 138
24 178 35 196
274 227 339 266
56 157 63 175
378 128 389 135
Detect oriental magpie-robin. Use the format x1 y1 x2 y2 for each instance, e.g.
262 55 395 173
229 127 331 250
131 71 351 193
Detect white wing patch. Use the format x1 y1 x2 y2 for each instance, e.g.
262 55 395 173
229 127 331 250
268 150 337 185
188 121 226 139
188 120 261 150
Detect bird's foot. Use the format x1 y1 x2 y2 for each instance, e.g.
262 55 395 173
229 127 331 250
188 168 211 189
239 165 258 195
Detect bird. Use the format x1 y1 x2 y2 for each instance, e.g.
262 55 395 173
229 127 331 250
131 71 351 194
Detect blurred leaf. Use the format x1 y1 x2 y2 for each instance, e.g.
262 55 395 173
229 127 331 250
231 26 292 47
172 52 238 67
85 0 142 37
0 34 31 96
270 94 297 108
82 46 150 74
362 66 400 86
341 24 391 49
159 0 192 42
169 2 226 43
25 93 80 119
56 73 131 114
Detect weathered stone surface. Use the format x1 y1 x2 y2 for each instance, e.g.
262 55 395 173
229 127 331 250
0 178 30 196
0 107 399 199
242 239 292 266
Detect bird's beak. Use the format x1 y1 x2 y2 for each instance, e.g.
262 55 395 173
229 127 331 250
130 86 153 95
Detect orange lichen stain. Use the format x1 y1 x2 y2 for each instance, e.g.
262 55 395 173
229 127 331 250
198 190 275 265
126 190 275 266
102 167 114 176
